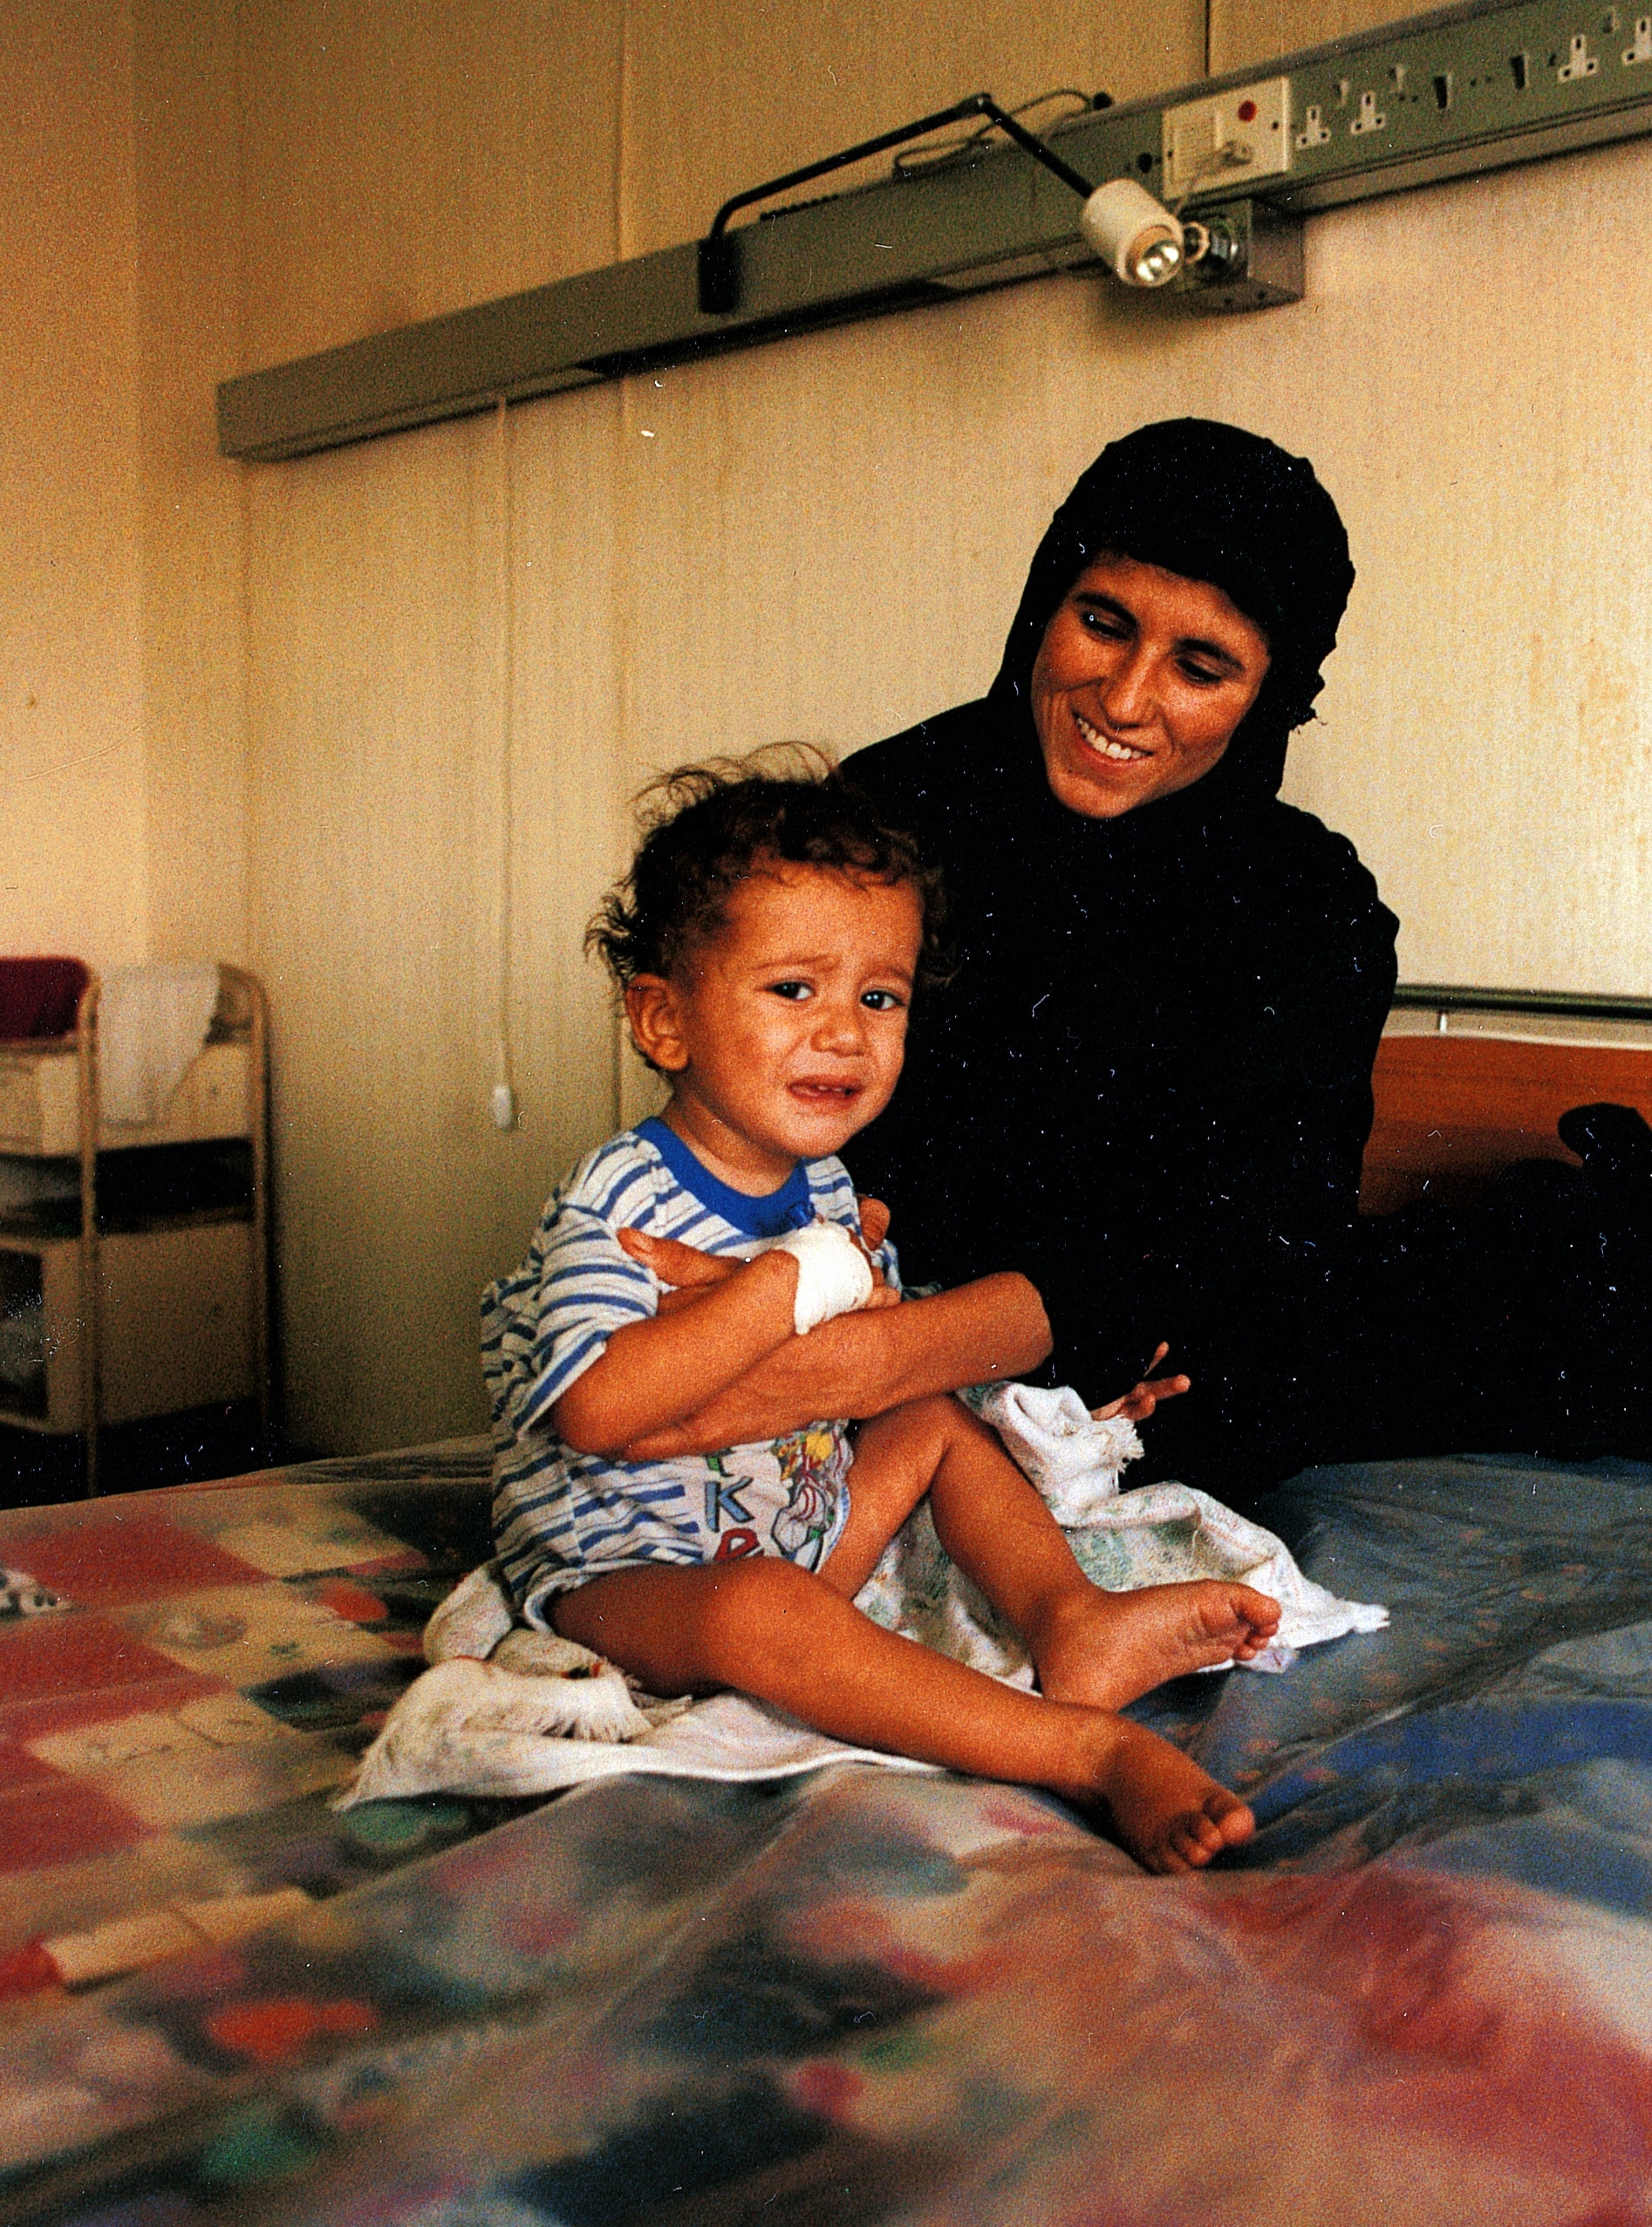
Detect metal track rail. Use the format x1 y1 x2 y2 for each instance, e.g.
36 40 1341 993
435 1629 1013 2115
219 0 1652 461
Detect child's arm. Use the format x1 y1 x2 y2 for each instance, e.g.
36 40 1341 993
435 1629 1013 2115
610 1260 1053 1460
554 1247 804 1457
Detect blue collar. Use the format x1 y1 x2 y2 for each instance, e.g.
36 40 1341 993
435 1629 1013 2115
637 1115 816 1239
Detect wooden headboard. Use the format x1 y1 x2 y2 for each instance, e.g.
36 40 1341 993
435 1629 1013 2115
1360 993 1652 1216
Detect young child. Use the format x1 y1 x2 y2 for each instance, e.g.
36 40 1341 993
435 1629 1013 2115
484 756 1280 1873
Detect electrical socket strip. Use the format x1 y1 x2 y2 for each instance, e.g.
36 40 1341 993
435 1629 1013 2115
1148 0 1652 208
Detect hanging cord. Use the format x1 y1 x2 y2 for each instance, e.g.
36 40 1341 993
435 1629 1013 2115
891 88 1108 179
698 91 1100 313
490 393 517 1131
611 8 636 1126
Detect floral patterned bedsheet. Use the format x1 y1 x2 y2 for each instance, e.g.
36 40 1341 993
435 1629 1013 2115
3 1446 1652 2224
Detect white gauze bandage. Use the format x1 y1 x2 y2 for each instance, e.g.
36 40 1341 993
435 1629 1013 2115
767 1220 874 1335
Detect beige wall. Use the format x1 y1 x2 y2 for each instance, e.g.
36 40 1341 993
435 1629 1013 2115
236 0 628 366
135 0 248 967
618 0 1198 256
1 0 145 966
1271 153 1652 994
235 0 634 1452
15 0 1652 1452
1212 0 1424 69
0 0 248 974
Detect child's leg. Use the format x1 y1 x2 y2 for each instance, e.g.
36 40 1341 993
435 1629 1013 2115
827 1396 1281 1710
553 1556 1252 1873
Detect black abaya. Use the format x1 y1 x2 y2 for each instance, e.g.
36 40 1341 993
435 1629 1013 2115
846 700 1397 1495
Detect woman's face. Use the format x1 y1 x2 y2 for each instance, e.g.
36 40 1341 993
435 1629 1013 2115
1030 554 1272 819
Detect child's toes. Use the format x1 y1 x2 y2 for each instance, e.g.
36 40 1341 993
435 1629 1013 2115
1208 1793 1256 1848
1164 1821 1213 1869
1238 1585 1282 1633
1166 1798 1253 1870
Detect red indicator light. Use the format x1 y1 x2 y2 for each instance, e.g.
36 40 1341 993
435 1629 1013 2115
1237 98 1259 120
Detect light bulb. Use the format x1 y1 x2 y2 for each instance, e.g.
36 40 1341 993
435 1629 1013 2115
1129 235 1184 284
1079 179 1186 290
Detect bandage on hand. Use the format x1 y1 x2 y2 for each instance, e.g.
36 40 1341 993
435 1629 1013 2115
767 1220 875 1335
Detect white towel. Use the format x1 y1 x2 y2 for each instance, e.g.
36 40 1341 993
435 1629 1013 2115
338 1660 932 1805
964 1381 1144 1522
857 1380 1387 1677
946 1380 1391 1666
98 964 220 1127
341 1386 1387 1807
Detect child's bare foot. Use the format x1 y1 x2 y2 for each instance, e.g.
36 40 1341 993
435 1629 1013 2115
1033 1580 1281 1711
1087 1714 1258 1874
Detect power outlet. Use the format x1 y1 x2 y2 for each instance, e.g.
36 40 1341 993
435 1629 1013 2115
1162 77 1292 199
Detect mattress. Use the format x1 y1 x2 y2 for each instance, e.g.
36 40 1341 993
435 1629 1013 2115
2 1441 1651 2224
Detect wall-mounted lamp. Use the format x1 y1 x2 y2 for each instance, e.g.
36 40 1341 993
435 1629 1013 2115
1077 177 1184 287
698 91 1188 316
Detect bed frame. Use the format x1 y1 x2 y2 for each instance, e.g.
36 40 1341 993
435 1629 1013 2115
1361 984 1652 1214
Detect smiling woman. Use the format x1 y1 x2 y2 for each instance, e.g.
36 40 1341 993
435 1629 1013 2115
843 420 1400 1499
1030 556 1273 819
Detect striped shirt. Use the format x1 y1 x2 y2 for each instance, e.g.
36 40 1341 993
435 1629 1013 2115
484 1118 898 1624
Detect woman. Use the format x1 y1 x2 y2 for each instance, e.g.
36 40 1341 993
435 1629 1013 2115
623 420 1649 1493
844 419 1396 1496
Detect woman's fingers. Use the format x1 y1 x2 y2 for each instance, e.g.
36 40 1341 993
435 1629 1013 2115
615 1226 740 1288
1118 1375 1192 1419
1092 1359 1192 1422
855 1195 892 1251
617 1220 896 1305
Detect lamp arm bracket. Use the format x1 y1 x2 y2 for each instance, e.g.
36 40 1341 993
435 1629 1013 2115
698 92 1096 313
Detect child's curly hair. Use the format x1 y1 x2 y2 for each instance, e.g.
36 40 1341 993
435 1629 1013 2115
587 743 948 994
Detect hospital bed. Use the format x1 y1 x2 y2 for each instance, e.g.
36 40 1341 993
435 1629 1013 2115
0 994 1649 2226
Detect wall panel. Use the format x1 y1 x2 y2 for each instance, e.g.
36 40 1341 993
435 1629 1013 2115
248 423 496 1450
0 0 145 967
245 385 625 1453
135 0 249 967
236 0 627 372
1267 147 1652 995
499 386 629 1268
611 276 1162 776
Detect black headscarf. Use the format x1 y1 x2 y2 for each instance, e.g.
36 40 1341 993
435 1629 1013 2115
989 417 1355 803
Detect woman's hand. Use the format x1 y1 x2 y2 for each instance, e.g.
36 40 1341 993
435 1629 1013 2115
617 1196 898 1314
616 1226 740 1314
1092 1342 1191 1423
